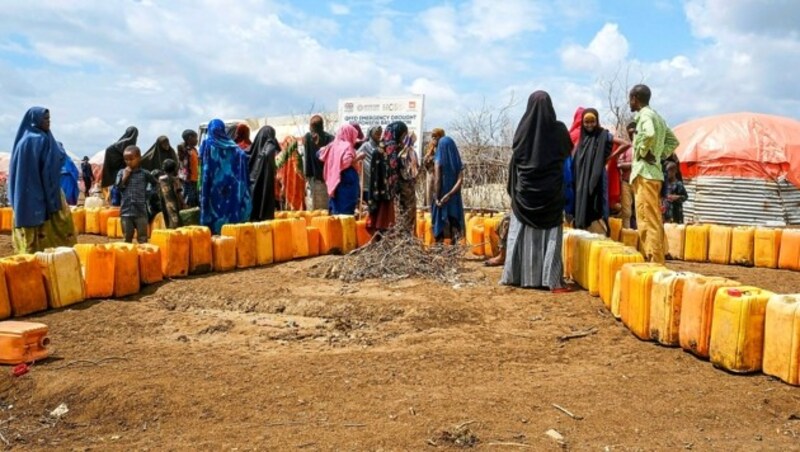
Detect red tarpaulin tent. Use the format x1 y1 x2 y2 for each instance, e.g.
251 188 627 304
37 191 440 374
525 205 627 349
675 112 800 188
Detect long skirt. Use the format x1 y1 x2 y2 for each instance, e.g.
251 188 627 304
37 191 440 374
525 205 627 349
367 200 395 234
501 213 564 290
328 167 359 215
12 194 77 254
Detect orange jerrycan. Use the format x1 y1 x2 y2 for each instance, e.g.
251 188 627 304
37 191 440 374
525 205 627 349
137 244 163 285
649 271 696 346
562 229 590 281
221 223 257 269
763 294 800 385
253 222 274 266
35 247 85 309
684 224 710 262
709 286 774 373
70 207 86 235
85 207 102 234
620 264 668 340
106 217 123 239
0 208 14 233
272 219 294 262
754 227 782 269
609 217 623 242
663 223 685 260
356 219 371 248
599 247 644 309
620 228 639 249
99 207 120 236
150 229 190 278
0 255 48 317
707 225 732 265
307 226 321 257
289 218 310 258
311 216 343 255
181 226 213 274
586 240 624 296
112 243 140 298
466 216 485 256
0 321 50 364
572 235 609 291
678 276 739 358
778 229 800 271
336 215 357 254
74 244 116 299
0 267 12 320
212 235 237 272
730 226 755 266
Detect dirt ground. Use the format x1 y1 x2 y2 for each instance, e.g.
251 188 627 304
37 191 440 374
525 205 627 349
0 234 798 450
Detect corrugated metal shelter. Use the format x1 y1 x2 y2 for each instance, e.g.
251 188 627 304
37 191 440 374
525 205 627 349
675 113 800 226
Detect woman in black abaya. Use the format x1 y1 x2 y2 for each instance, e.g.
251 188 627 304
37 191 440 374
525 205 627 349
248 126 278 221
501 91 573 292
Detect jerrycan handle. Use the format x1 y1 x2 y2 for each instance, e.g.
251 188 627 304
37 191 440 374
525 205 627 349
727 289 743 297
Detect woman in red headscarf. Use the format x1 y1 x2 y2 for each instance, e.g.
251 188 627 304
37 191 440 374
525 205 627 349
234 123 252 153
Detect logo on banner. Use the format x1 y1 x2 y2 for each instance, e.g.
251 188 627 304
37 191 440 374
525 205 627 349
344 102 354 113
409 101 416 109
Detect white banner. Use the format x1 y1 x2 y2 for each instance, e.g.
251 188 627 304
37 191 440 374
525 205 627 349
338 95 425 156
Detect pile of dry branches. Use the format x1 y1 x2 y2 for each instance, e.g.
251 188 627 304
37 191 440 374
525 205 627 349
324 227 466 284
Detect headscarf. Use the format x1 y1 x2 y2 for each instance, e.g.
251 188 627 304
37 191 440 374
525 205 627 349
569 107 585 149
382 121 408 193
304 115 333 181
101 126 138 187
141 135 179 172
59 143 80 206
572 108 611 229
431 136 465 237
318 123 359 197
247 126 278 221
277 136 305 210
399 132 419 181
199 119 252 234
234 123 251 151
349 122 365 147
9 107 65 227
508 91 572 229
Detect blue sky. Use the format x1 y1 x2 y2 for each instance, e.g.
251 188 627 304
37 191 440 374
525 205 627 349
1 0 798 155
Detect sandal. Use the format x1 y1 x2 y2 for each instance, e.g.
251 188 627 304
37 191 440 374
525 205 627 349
551 287 573 294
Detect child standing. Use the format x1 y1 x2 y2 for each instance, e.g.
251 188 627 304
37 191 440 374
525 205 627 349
158 159 186 229
177 130 200 208
116 146 156 243
662 162 688 224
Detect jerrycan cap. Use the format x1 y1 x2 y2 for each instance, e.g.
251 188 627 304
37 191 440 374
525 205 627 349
727 288 743 297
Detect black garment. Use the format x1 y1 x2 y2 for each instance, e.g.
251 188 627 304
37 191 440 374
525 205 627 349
249 126 278 221
102 126 138 187
367 149 391 215
303 131 333 182
573 108 612 229
663 180 688 224
507 91 572 229
141 136 179 172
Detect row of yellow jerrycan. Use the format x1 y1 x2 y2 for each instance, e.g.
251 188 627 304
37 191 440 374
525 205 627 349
606 216 800 271
564 229 800 386
661 223 800 270
0 215 363 319
414 211 504 255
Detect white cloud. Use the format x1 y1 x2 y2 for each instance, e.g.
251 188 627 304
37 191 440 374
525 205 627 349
561 23 629 72
330 3 350 15
465 0 545 42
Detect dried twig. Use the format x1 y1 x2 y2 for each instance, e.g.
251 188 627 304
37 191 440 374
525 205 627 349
552 403 584 420
557 327 598 342
323 226 466 284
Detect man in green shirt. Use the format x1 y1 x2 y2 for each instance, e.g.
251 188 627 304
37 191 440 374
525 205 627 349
629 84 680 263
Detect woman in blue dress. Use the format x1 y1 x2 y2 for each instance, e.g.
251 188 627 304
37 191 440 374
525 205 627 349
431 136 465 243
199 119 252 234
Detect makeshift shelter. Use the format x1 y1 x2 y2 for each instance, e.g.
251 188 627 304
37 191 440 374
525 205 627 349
674 112 800 226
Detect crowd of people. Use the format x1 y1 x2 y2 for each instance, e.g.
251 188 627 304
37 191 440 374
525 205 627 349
8 110 467 251
9 84 678 294
488 84 680 292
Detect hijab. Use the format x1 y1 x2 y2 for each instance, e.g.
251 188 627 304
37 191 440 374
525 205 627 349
573 108 610 229
431 136 465 237
141 135 179 172
9 107 65 227
318 123 359 197
248 125 279 221
248 125 279 186
508 91 572 229
101 126 138 187
568 107 585 149
234 124 252 151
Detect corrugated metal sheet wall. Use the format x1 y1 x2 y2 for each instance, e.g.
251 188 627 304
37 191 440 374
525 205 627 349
684 176 800 226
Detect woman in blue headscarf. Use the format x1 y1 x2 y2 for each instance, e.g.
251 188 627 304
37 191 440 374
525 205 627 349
431 136 465 242
199 118 252 234
59 143 80 206
9 107 76 253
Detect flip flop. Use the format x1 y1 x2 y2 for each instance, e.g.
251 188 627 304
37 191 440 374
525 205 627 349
483 260 503 267
551 287 573 294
